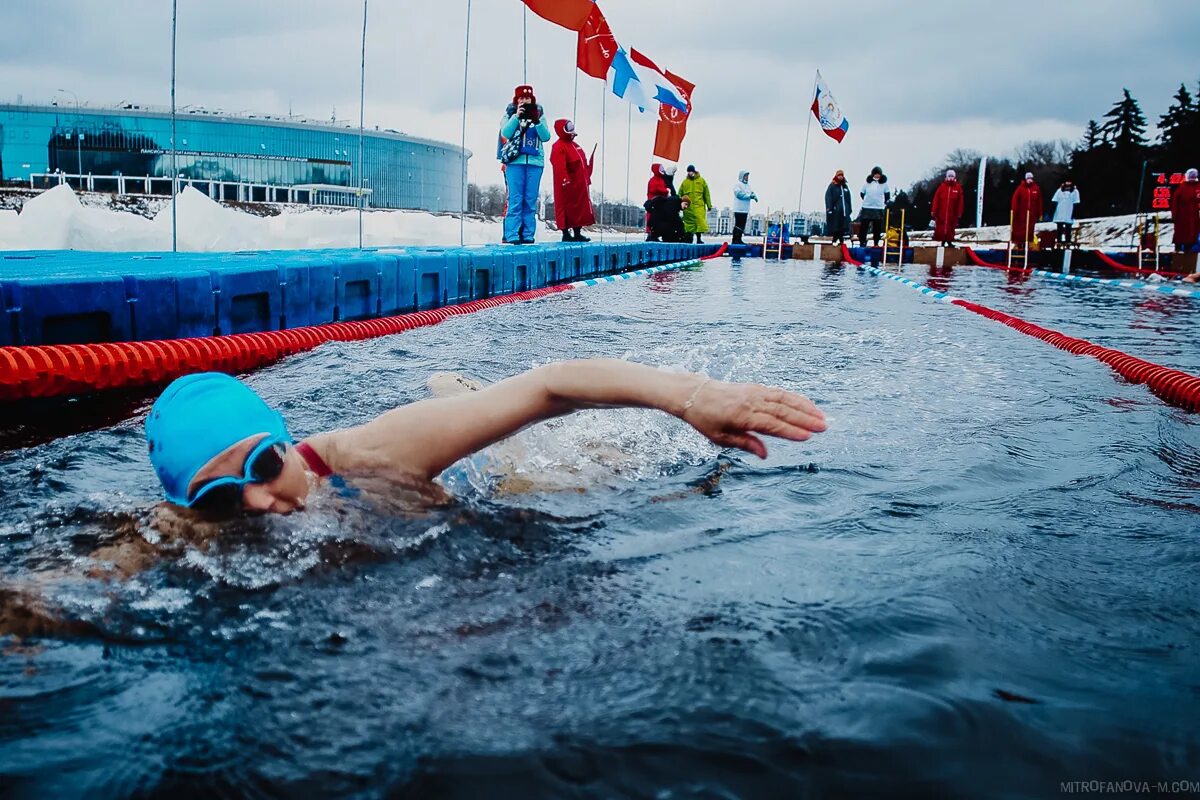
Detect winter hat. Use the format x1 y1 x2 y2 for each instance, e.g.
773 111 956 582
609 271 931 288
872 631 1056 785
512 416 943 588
1024 172 1034 181
738 170 750 182
1187 168 1199 181
686 164 696 172
513 84 535 104
554 119 576 139
946 170 957 180
663 165 677 176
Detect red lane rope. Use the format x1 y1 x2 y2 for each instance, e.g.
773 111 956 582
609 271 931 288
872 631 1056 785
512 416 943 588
964 247 1032 274
0 283 574 401
949 297 1200 412
1092 249 1188 278
840 243 864 266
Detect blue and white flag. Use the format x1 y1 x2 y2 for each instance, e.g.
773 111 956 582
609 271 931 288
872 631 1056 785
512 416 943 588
609 47 689 114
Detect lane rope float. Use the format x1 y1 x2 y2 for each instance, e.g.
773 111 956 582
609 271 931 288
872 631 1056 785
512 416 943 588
0 256 709 401
1093 249 1188 279
855 262 1200 413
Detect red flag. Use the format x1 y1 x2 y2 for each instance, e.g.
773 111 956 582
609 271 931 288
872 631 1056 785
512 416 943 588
653 70 694 162
576 3 616 79
523 0 593 32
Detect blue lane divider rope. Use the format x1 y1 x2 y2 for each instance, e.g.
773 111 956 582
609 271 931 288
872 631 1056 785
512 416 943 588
856 263 960 305
567 259 701 289
1027 268 1200 300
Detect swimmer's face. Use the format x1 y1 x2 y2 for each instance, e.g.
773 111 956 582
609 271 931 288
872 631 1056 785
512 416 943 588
187 433 310 516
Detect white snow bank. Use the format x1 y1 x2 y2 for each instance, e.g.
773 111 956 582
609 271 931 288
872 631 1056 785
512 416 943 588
0 185 531 252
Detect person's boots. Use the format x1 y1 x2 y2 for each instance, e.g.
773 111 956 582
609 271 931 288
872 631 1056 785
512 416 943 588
561 230 572 242
573 228 590 242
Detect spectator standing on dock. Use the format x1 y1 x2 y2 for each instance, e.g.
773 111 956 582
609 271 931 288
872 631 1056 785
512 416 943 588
549 119 596 242
731 171 758 245
680 165 713 244
824 170 852 244
499 85 551 244
858 166 890 247
931 170 964 247
1170 168 1200 253
1050 179 1081 249
1010 172 1043 248
645 164 683 242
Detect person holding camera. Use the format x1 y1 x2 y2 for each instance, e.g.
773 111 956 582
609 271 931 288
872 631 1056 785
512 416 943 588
499 84 552 244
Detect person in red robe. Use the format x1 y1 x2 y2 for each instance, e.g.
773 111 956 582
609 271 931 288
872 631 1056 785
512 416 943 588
549 119 595 242
1170 168 1200 253
931 169 965 246
1010 172 1043 246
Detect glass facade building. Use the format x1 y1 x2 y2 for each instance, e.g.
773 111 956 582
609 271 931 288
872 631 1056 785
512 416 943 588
0 103 468 212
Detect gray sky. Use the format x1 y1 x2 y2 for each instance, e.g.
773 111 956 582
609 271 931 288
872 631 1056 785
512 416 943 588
1 0 1196 212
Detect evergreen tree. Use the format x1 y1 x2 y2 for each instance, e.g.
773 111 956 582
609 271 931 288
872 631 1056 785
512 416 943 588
1157 83 1194 142
1080 120 1102 151
1099 89 1149 151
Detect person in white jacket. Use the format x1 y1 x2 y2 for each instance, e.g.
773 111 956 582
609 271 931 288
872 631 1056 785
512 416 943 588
1051 179 1081 249
731 170 758 244
858 166 890 247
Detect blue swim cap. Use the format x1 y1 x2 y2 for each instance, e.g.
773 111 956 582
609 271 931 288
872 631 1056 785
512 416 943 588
145 372 292 506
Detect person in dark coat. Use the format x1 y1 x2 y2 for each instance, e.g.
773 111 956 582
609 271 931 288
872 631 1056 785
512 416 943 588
825 170 853 244
549 119 595 242
645 164 684 242
931 170 965 246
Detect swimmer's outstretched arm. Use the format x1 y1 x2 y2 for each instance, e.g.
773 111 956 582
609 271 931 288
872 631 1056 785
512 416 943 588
311 359 826 481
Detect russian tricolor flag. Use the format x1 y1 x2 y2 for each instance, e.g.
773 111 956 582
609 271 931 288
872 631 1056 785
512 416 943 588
811 71 849 143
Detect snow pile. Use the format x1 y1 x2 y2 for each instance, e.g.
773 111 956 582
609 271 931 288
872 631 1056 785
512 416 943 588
0 185 525 252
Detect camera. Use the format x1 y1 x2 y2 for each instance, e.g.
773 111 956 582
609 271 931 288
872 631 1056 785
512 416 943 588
520 102 539 123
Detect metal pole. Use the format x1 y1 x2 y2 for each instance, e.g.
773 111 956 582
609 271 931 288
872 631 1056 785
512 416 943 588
624 102 631 241
170 0 178 253
460 0 472 247
600 74 607 241
522 4 527 83
796 70 818 217
573 69 579 126
1007 209 1014 269
1133 158 1149 250
882 207 890 265
358 0 367 250
898 208 905 268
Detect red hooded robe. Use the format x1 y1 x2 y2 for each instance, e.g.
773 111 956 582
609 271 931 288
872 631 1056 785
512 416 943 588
1010 182 1043 244
1170 180 1200 250
931 178 964 242
550 119 595 230
647 164 670 201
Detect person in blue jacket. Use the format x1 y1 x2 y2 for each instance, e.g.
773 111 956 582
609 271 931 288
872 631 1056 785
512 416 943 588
499 84 552 244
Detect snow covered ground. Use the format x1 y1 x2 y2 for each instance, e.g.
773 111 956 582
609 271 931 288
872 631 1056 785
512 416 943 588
909 214 1175 250
0 184 1178 252
0 184 521 252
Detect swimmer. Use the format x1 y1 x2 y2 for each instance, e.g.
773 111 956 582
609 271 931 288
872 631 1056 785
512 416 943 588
147 359 827 517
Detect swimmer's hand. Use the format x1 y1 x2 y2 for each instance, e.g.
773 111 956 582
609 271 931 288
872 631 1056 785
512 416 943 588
678 378 826 459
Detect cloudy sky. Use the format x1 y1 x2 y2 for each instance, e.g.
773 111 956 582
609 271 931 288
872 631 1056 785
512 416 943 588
2 0 1197 213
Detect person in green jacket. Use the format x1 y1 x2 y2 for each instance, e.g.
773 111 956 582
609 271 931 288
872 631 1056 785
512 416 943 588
679 165 713 243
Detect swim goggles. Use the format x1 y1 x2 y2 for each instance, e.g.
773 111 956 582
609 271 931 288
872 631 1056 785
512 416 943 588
187 435 289 514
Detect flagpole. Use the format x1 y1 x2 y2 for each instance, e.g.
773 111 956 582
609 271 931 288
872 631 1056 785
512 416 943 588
796 69 818 220
522 4 527 83
459 0 472 247
357 0 367 250
624 102 632 241
600 74 607 242
573 69 579 121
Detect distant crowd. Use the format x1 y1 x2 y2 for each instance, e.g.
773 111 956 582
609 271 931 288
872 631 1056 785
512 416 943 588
496 84 1200 254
